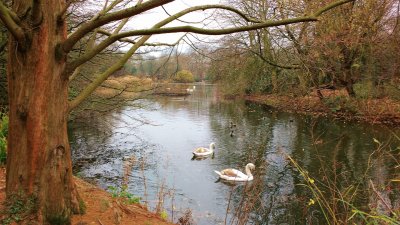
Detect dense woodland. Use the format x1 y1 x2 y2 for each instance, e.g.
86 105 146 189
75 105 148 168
0 0 399 224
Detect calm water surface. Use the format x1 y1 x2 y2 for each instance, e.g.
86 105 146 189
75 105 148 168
69 84 400 224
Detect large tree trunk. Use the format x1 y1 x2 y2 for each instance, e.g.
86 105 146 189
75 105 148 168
6 1 79 224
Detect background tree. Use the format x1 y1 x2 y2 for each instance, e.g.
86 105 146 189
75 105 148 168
208 0 308 96
209 0 400 98
0 0 355 223
173 70 195 83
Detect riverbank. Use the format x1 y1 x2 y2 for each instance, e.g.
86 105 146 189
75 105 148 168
244 93 400 126
94 75 154 99
0 167 174 225
91 79 400 126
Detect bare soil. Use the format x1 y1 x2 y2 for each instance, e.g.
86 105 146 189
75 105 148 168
0 166 174 225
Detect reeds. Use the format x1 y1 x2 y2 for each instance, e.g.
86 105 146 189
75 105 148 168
284 140 400 224
221 135 399 225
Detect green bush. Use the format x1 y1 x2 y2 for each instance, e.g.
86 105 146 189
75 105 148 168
173 70 194 83
0 113 8 164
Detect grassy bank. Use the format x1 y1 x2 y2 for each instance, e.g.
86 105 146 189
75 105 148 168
245 93 400 126
93 75 154 99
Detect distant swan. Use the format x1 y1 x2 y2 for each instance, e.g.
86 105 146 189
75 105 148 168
214 163 255 181
186 88 194 93
193 143 215 157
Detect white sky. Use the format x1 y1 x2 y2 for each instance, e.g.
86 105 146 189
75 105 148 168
125 0 227 50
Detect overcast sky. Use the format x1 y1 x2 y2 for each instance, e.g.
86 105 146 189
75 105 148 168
125 0 227 52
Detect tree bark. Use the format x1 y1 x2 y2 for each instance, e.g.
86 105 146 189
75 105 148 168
6 1 79 224
345 78 356 97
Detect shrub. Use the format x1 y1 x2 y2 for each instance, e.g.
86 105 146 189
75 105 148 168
173 70 194 83
0 113 8 164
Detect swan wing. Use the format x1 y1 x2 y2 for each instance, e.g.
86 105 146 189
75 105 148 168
193 147 206 153
193 147 212 156
221 169 239 177
217 169 251 181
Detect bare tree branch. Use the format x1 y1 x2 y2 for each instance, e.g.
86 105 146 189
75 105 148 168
103 0 355 40
314 0 354 17
97 29 177 46
0 2 25 45
64 3 293 76
62 0 174 54
112 16 318 37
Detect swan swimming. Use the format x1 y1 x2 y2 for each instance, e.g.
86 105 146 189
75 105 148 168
193 142 215 157
214 163 255 181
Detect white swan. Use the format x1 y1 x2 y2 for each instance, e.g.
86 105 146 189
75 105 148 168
193 143 215 157
214 163 255 181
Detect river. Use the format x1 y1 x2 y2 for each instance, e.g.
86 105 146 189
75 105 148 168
68 84 400 225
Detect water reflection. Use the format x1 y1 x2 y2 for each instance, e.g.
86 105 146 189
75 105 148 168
69 84 400 224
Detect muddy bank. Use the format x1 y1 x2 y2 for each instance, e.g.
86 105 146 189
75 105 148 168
244 94 400 126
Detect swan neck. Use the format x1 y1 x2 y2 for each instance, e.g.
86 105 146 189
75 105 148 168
245 165 253 177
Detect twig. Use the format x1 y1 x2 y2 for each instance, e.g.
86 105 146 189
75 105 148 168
97 218 105 225
369 179 393 215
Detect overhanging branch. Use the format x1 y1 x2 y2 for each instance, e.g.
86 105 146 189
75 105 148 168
313 0 355 17
64 3 292 76
114 16 318 37
0 2 25 45
105 0 355 42
97 29 176 46
64 5 259 76
62 0 174 54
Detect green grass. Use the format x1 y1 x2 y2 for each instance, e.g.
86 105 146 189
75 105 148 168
79 199 86 215
108 185 140 204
